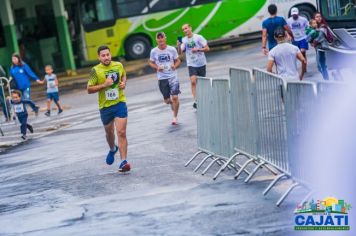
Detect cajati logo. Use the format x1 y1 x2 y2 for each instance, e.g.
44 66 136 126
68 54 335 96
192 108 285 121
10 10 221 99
294 197 352 231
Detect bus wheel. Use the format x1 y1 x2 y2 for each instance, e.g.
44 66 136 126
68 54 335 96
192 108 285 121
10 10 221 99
125 36 151 60
297 5 315 20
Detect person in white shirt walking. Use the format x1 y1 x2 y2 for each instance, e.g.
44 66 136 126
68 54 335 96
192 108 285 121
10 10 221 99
177 24 209 109
267 27 306 80
149 32 181 125
287 7 309 69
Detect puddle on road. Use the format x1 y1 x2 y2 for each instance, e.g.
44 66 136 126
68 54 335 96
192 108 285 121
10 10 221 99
45 123 70 132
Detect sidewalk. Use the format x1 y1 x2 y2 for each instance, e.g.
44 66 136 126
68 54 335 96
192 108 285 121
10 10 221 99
0 90 100 153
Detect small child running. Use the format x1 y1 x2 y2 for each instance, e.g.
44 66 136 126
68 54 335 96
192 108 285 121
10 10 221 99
11 90 39 140
39 65 63 116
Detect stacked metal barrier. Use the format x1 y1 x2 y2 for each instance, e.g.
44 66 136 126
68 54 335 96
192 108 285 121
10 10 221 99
186 67 342 206
253 69 289 174
0 77 14 136
277 80 317 206
213 68 258 180
185 77 236 175
284 81 317 181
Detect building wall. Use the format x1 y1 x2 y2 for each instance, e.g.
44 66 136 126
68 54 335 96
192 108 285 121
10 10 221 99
0 0 77 73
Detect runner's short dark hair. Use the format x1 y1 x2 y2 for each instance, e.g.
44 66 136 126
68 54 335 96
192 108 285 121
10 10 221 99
274 27 286 38
97 45 110 55
268 4 277 15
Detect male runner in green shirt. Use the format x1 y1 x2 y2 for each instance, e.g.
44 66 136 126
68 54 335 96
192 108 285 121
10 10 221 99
87 45 130 172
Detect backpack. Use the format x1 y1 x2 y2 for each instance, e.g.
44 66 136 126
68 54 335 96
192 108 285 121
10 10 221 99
324 26 334 43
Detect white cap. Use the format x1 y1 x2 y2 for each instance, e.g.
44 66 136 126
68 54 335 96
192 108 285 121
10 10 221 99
291 7 299 15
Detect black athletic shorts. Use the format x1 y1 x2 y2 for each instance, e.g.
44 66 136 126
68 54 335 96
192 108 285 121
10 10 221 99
158 78 180 100
188 65 206 77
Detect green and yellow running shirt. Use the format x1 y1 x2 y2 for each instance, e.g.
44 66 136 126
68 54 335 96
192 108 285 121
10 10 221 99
88 61 126 109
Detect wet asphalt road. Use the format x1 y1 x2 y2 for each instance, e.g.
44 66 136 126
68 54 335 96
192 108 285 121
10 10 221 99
0 43 320 235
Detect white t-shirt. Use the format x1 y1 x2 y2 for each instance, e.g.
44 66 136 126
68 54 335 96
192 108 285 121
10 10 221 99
287 16 308 41
268 42 300 79
181 34 207 67
150 45 179 80
45 74 59 93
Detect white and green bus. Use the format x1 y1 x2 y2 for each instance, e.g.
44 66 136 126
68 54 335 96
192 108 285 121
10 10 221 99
79 0 317 61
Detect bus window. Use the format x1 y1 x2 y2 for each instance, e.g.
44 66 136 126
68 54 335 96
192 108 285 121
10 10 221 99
326 0 355 18
191 0 219 6
81 0 114 24
116 0 148 18
148 0 189 12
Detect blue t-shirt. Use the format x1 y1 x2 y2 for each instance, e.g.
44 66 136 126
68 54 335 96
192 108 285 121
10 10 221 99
262 16 287 50
10 63 39 90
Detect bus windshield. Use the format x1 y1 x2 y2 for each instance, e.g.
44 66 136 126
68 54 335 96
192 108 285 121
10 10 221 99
321 0 356 20
81 0 114 24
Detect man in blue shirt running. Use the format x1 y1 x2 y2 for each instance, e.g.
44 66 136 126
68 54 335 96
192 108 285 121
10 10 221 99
262 4 293 55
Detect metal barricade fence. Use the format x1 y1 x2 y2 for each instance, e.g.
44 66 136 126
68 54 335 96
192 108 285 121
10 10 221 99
253 68 289 174
285 81 317 184
196 77 212 154
213 68 259 180
185 77 235 175
230 68 259 157
252 69 320 206
0 77 15 136
209 78 233 159
316 81 346 103
278 81 318 206
185 68 345 206
188 76 217 171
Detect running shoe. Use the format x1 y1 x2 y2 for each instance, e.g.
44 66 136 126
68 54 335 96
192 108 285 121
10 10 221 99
27 124 34 133
58 109 63 115
21 135 27 140
193 102 197 109
45 111 50 117
118 160 131 172
106 145 118 165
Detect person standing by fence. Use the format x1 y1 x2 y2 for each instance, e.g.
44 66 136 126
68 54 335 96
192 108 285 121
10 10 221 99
262 4 293 55
10 53 41 100
267 27 306 80
178 24 209 109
